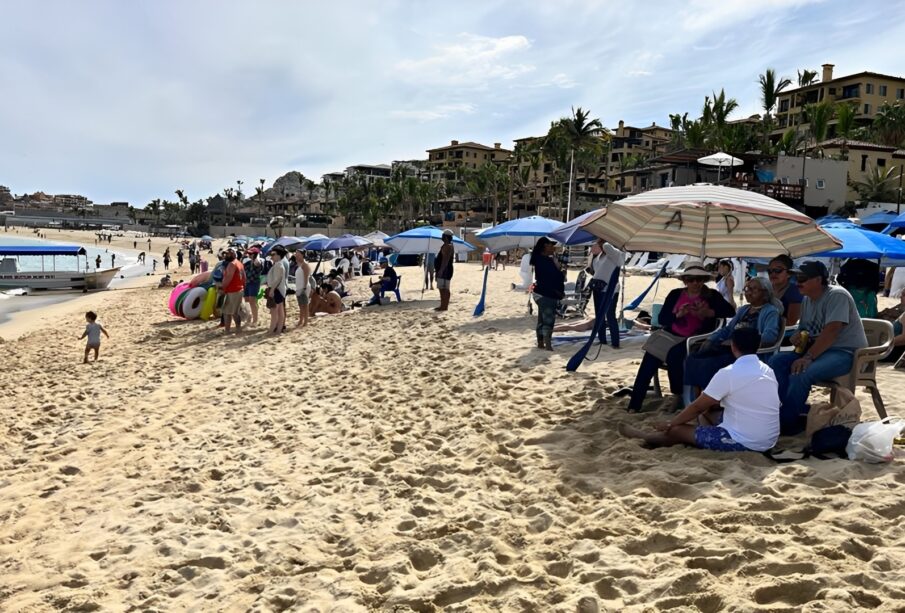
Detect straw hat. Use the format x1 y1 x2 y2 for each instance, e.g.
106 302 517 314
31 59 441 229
678 260 713 278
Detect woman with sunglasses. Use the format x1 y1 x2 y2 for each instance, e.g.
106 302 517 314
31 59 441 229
767 254 801 326
681 276 782 406
627 261 735 412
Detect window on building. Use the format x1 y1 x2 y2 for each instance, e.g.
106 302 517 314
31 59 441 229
779 99 789 112
878 158 886 167
861 155 868 172
866 83 874 94
880 85 888 97
829 87 836 95
841 84 860 99
898 88 905 100
816 179 826 190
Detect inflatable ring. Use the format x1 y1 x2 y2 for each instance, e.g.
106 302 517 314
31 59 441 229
257 286 266 300
168 282 191 317
189 271 212 288
181 287 207 319
199 287 218 321
175 289 191 317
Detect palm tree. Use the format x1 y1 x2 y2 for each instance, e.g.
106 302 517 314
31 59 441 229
834 102 858 160
544 107 609 220
850 164 900 202
146 198 162 226
759 68 792 151
777 128 805 156
804 100 835 157
797 69 819 87
702 89 739 150
873 102 905 148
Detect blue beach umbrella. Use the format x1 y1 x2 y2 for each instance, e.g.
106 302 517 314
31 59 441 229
860 211 898 227
385 226 475 254
262 236 307 254
548 209 603 245
882 211 905 235
476 216 564 252
812 224 905 263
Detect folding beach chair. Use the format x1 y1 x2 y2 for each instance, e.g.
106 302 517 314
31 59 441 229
557 270 590 318
380 275 403 302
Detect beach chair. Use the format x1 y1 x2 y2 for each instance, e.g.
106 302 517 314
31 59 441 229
812 318 894 419
557 270 590 318
380 275 403 302
651 318 727 398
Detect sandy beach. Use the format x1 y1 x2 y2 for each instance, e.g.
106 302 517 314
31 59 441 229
1 245 904 611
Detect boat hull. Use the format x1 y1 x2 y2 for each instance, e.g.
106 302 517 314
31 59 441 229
0 267 120 291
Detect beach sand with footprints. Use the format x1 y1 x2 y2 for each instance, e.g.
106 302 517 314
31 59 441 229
1 246 904 611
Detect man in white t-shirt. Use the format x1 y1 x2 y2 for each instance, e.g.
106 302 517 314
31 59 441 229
619 327 780 452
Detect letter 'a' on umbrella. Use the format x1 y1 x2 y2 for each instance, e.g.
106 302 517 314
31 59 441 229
575 185 841 259
476 216 564 252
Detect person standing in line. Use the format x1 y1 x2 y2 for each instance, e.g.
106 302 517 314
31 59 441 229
434 229 455 311
294 250 312 328
531 237 565 351
242 247 264 326
589 238 625 348
219 247 246 334
265 246 288 334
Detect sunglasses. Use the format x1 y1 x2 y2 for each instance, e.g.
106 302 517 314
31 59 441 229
767 267 787 274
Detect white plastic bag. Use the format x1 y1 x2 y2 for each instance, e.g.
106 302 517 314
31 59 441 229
846 418 905 463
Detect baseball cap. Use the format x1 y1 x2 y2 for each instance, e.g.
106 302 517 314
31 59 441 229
791 260 828 281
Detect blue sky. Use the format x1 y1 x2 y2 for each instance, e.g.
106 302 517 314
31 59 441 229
2 0 904 206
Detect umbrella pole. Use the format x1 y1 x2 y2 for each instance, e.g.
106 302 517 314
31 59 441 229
700 206 711 261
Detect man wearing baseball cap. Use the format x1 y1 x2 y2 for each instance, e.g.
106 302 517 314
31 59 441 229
434 229 455 311
768 260 867 435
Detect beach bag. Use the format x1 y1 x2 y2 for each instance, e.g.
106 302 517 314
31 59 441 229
806 425 853 459
642 330 686 362
846 418 905 463
805 388 862 437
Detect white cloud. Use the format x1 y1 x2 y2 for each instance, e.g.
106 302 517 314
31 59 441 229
550 73 577 88
395 33 534 87
679 0 824 32
390 103 477 122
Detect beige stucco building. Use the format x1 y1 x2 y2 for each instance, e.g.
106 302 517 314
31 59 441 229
819 139 905 203
773 64 905 136
426 140 511 183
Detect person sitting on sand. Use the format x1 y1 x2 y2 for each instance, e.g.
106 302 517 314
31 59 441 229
368 260 398 305
310 282 344 315
327 269 347 296
619 328 780 453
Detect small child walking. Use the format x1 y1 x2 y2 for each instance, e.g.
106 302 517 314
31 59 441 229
79 311 109 363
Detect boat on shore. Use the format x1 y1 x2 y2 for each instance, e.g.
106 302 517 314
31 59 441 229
0 245 120 291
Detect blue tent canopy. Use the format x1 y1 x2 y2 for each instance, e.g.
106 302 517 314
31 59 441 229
0 245 87 256
812 225 905 262
860 211 898 226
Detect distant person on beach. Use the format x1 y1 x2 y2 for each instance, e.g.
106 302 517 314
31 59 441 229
133 240 137 249
425 252 436 290
95 255 101 269
138 252 146 265
242 248 264 326
163 252 170 271
152 259 157 272
368 259 398 305
619 328 780 453
310 282 343 315
265 246 288 334
111 253 116 268
79 311 109 364
434 229 455 311
188 252 196 274
530 237 564 351
294 250 311 328
176 249 184 268
219 247 246 334
147 239 151 250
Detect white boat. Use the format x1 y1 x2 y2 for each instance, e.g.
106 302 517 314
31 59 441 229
0 245 120 291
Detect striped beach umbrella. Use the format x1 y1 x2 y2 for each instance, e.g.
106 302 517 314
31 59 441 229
577 184 840 259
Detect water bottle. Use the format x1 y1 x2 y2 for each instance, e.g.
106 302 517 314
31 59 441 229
795 331 810 354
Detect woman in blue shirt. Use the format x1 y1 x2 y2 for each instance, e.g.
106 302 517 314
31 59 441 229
531 237 565 351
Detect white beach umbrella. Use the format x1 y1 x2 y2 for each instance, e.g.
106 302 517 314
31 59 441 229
698 151 743 184
576 184 840 259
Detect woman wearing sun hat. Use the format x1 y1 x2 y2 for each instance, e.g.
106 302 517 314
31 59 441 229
627 260 735 412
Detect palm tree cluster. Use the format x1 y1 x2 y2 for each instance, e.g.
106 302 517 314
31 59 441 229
336 167 441 232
